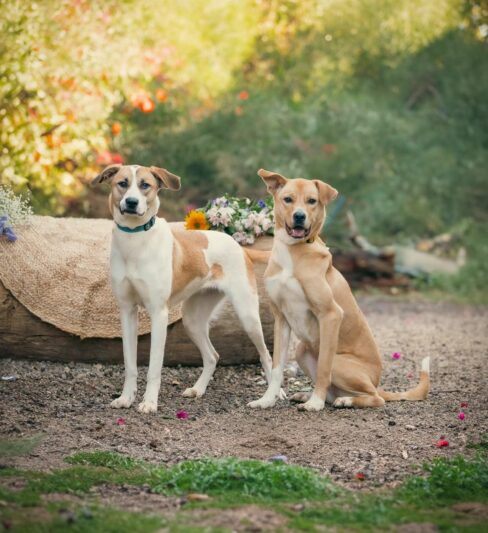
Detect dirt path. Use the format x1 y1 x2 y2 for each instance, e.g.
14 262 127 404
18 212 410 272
1 296 487 487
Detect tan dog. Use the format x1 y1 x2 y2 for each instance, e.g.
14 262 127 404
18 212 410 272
92 164 281 413
248 169 430 411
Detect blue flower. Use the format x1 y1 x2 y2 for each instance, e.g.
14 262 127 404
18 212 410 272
258 200 266 209
0 215 17 242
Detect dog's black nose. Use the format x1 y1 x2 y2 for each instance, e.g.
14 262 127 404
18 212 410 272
293 210 306 225
125 197 139 209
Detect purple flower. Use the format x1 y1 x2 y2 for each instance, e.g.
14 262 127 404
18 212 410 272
4 227 17 242
176 410 189 419
0 215 17 242
258 200 266 209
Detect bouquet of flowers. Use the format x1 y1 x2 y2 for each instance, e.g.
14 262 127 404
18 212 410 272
185 194 274 245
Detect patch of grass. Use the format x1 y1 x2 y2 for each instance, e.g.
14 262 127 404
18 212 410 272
398 453 488 506
0 504 164 533
0 435 43 457
65 450 142 469
151 457 336 500
2 452 488 532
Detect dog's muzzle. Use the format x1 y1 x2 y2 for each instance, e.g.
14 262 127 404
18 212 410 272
285 223 311 239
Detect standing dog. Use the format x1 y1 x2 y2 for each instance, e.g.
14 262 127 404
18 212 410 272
248 169 430 411
93 164 280 413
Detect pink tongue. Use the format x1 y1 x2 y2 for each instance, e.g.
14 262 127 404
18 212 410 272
291 228 305 238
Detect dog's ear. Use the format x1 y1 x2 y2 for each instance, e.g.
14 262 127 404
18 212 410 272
257 169 287 194
150 166 181 191
91 164 122 186
313 179 338 205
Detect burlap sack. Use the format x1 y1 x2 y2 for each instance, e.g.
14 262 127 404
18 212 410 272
0 216 182 338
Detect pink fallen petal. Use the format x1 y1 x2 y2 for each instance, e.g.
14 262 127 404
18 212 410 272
406 372 414 379
176 410 189 419
457 412 465 420
460 401 468 408
392 352 401 360
116 417 126 426
436 439 449 448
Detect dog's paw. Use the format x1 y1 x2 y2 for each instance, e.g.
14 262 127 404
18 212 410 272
298 394 325 412
137 400 158 414
182 387 205 398
110 395 134 409
290 391 312 403
247 396 277 409
279 388 287 401
333 396 354 408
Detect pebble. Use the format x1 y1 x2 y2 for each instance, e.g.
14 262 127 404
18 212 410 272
405 424 416 430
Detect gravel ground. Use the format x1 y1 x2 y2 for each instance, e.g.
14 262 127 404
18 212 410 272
1 296 487 489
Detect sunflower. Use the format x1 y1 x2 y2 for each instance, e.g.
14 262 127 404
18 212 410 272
185 210 209 231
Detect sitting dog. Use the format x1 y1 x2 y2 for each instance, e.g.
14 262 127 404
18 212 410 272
248 169 430 411
93 164 279 413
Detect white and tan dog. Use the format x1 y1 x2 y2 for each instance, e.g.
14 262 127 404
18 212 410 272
248 169 430 411
93 164 279 413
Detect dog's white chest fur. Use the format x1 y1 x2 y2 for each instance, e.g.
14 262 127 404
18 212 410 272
265 241 319 346
110 219 173 309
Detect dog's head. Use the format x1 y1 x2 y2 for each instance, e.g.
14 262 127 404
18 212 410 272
258 169 337 244
92 164 181 223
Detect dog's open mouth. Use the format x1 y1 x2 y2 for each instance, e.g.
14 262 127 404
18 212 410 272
286 224 311 239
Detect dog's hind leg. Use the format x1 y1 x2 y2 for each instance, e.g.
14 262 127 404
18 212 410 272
330 354 385 409
111 303 138 409
182 289 225 398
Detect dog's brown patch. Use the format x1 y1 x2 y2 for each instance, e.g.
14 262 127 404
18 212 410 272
171 230 209 298
210 263 224 279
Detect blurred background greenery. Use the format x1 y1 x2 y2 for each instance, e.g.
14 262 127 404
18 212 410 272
1 0 487 300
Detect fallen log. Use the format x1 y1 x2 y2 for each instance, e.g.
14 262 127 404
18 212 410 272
0 265 274 365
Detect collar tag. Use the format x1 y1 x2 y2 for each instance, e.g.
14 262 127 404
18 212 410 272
116 216 156 234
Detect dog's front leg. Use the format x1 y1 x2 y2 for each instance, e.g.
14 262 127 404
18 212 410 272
248 307 290 409
111 304 138 408
299 299 343 412
138 306 169 414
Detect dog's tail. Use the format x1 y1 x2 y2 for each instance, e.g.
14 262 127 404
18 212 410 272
378 356 430 402
243 248 271 264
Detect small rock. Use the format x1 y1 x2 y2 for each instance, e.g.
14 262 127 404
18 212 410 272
405 424 416 430
401 450 409 459
186 493 210 502
256 379 267 386
290 503 305 512
268 455 288 463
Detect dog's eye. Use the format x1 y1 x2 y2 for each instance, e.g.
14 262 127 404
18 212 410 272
307 198 317 205
118 181 128 189
283 196 293 204
140 182 150 190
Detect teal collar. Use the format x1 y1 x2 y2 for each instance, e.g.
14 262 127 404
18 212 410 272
116 216 156 233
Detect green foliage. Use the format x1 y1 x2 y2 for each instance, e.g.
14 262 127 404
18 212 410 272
151 457 335 500
398 453 488 506
1 452 488 531
65 450 141 469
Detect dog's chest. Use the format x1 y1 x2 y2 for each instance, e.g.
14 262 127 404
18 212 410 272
111 221 172 304
265 245 318 344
